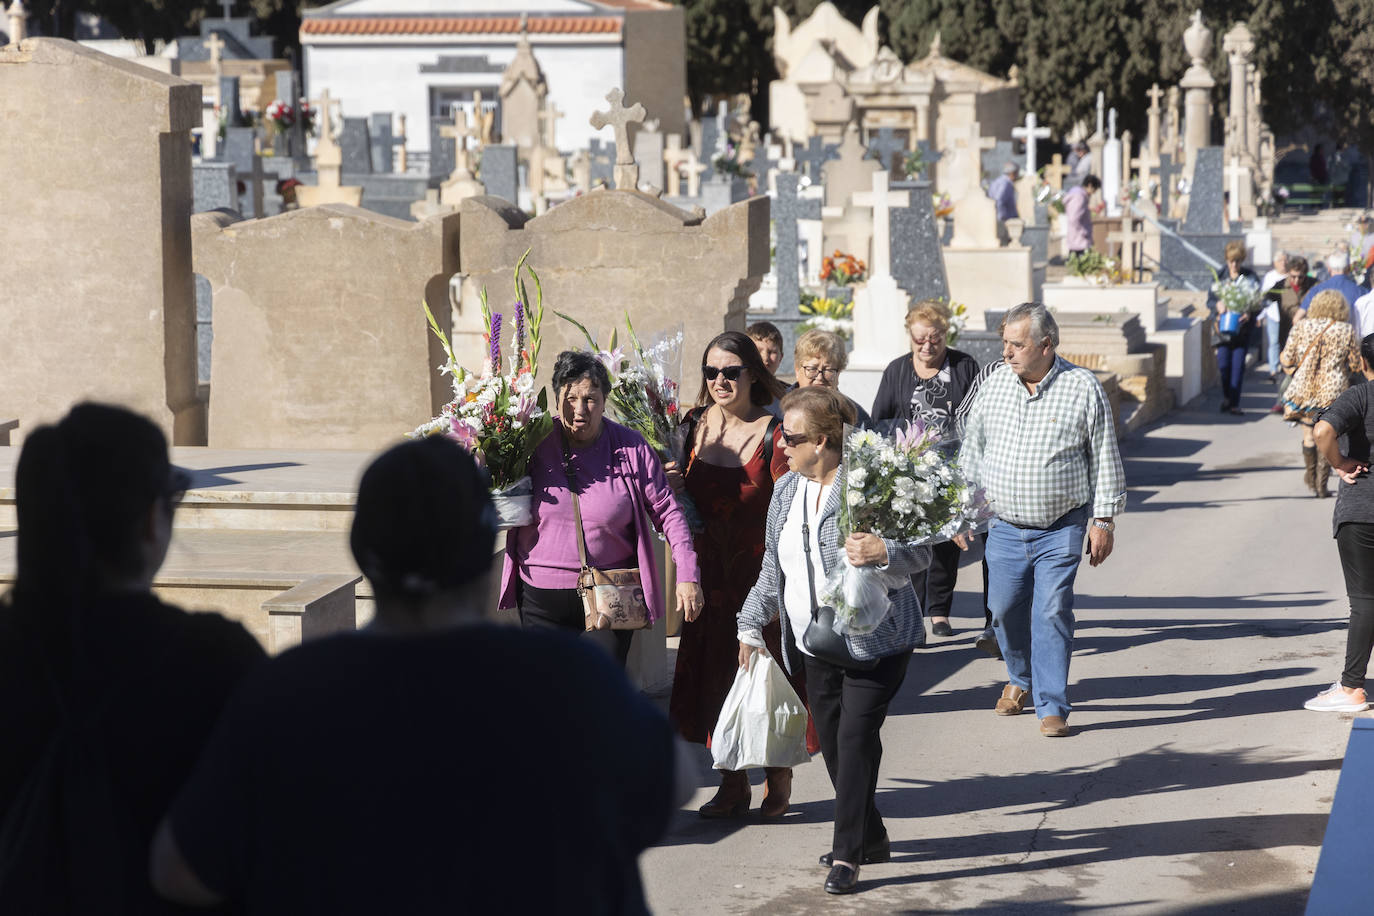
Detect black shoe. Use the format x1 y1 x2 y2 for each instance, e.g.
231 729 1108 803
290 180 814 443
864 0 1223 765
975 629 1003 659
931 620 954 637
824 864 859 894
1218 400 1231 413
819 836 890 868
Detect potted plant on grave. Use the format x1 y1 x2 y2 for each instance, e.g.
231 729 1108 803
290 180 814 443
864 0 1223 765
410 250 553 528
798 292 854 341
819 249 866 303
903 147 931 179
1066 250 1124 287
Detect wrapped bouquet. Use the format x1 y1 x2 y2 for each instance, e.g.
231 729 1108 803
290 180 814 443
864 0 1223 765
555 310 703 532
411 251 553 527
1210 271 1261 335
820 423 990 636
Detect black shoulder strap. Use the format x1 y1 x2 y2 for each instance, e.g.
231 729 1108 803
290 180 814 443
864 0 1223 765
761 414 782 470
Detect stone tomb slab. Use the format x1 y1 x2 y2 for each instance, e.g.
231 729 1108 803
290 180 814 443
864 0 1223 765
480 144 519 205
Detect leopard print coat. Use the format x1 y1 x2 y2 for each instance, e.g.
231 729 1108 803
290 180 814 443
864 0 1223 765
1280 317 1361 422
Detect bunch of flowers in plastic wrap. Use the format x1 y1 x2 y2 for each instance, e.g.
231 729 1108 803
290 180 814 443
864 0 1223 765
820 423 991 636
1210 272 1261 314
411 251 552 521
555 310 702 531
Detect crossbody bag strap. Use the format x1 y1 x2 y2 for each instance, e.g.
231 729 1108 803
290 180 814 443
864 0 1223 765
800 487 822 623
558 430 591 575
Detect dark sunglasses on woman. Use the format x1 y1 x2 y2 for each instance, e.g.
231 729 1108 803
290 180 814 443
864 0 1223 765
702 365 746 382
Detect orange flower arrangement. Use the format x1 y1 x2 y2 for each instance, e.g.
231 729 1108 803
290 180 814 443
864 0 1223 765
820 250 867 287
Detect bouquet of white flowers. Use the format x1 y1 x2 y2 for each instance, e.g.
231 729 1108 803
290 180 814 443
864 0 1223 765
820 423 990 636
1210 271 1261 336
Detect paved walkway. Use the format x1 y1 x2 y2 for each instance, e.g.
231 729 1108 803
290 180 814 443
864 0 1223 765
642 369 1355 914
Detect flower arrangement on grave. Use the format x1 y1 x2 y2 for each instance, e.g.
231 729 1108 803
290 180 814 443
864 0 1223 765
410 250 553 527
1208 269 1262 335
934 193 954 219
799 293 854 341
1034 175 1065 214
903 147 931 179
554 310 703 532
712 141 754 180
820 250 866 287
1067 250 1124 287
820 423 990 635
264 100 294 136
297 99 316 137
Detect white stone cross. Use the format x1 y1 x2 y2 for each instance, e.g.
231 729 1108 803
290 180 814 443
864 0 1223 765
1096 91 1105 136
439 103 481 179
851 171 909 279
539 100 564 149
945 120 996 202
205 32 225 75
1225 154 1249 222
662 134 691 197
1108 107 1118 141
682 148 707 197
6 0 26 44
1012 111 1052 176
589 87 646 189
1147 83 1164 112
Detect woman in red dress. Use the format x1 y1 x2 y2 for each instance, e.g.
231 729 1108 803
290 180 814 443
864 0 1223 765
667 331 818 819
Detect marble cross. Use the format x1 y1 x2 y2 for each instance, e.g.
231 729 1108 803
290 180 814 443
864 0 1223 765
471 90 496 146
1096 91 1105 137
206 32 225 74
219 0 233 18
851 171 909 278
589 88 646 189
662 134 691 197
439 103 481 179
796 136 839 183
539 101 564 148
1012 111 1052 176
772 173 822 311
1108 107 1118 141
682 149 707 197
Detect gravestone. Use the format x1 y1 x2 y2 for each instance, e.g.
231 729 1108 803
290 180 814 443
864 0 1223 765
633 126 665 191
1183 146 1225 233
481 144 519 204
698 116 720 182
274 70 306 162
988 139 1025 176
700 175 749 214
0 38 203 444
339 117 373 174
219 75 245 127
1158 153 1177 216
796 135 839 182
750 134 772 188
890 179 949 304
195 274 213 386
428 116 456 183
764 173 823 360
370 113 395 174
821 127 881 209
220 126 263 218
193 161 238 212
865 128 907 177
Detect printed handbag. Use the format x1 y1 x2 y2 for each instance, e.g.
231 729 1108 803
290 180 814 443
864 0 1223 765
798 492 877 670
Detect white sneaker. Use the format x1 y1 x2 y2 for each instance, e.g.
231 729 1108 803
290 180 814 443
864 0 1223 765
1303 683 1370 712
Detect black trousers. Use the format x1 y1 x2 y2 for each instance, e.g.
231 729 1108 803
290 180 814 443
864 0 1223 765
1337 523 1374 689
804 652 911 864
518 582 634 667
912 534 992 627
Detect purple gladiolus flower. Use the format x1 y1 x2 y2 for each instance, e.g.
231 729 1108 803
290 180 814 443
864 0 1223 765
513 300 527 367
489 312 502 372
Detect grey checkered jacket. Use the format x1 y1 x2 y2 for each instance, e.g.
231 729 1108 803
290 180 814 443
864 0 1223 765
737 468 930 676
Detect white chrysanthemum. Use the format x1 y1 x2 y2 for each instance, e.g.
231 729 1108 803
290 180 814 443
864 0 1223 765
847 489 863 507
849 467 868 488
513 372 535 395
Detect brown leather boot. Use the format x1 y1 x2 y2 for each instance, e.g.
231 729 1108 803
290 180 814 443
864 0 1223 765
699 769 750 819
760 767 793 820
1317 453 1331 498
1303 445 1318 494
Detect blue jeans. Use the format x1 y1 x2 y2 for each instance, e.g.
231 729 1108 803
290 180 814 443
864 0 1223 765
1215 342 1248 406
986 505 1089 719
1264 317 1281 372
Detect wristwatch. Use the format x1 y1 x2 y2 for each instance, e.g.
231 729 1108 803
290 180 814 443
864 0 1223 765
1092 519 1115 532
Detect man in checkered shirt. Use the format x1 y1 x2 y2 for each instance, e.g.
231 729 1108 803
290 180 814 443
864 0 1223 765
957 302 1126 738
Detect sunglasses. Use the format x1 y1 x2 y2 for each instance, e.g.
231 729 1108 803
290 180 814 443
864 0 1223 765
780 428 810 447
702 365 746 382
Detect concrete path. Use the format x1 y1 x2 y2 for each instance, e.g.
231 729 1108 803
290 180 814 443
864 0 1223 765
643 369 1356 914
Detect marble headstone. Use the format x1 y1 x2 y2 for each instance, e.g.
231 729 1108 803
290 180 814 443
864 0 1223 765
796 136 839 182
429 115 455 180
889 180 949 304
633 128 665 191
698 118 720 182
339 117 373 174
370 113 394 174
769 172 823 358
193 161 237 213
1183 147 1226 234
274 70 305 161
195 274 213 386
481 144 519 204
219 76 245 128
866 128 907 176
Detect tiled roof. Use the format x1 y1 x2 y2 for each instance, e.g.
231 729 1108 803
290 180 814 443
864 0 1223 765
302 16 622 36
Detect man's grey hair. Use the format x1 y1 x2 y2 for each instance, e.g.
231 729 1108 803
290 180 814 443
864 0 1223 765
1004 302 1059 347
1330 251 1350 273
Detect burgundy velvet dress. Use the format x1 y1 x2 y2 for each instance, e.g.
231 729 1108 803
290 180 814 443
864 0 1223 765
669 422 819 754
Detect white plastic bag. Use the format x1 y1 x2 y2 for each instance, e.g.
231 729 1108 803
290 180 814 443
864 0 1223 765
820 555 908 637
710 655 811 771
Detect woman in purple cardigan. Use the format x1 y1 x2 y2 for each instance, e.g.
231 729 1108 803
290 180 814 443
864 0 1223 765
499 350 704 665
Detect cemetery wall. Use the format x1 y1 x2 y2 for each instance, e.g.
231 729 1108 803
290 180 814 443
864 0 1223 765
0 38 205 445
455 192 769 391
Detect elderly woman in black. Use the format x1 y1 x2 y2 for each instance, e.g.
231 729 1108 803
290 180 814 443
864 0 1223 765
871 299 979 637
738 385 929 896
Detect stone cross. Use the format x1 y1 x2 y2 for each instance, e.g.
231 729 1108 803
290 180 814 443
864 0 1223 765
1096 91 1105 137
663 134 691 197
796 136 838 182
206 32 225 78
945 121 996 202
682 148 707 197
1157 153 1177 216
539 100 564 148
851 171 909 278
1044 153 1070 190
1146 83 1164 160
772 173 822 316
439 103 481 179
1107 216 1146 281
1012 111 1052 176
472 90 496 146
1224 154 1249 222
1108 107 1118 141
865 127 907 176
396 113 408 172
219 0 233 17
311 89 343 186
1120 129 1134 190
6 0 25 44
589 87 646 190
